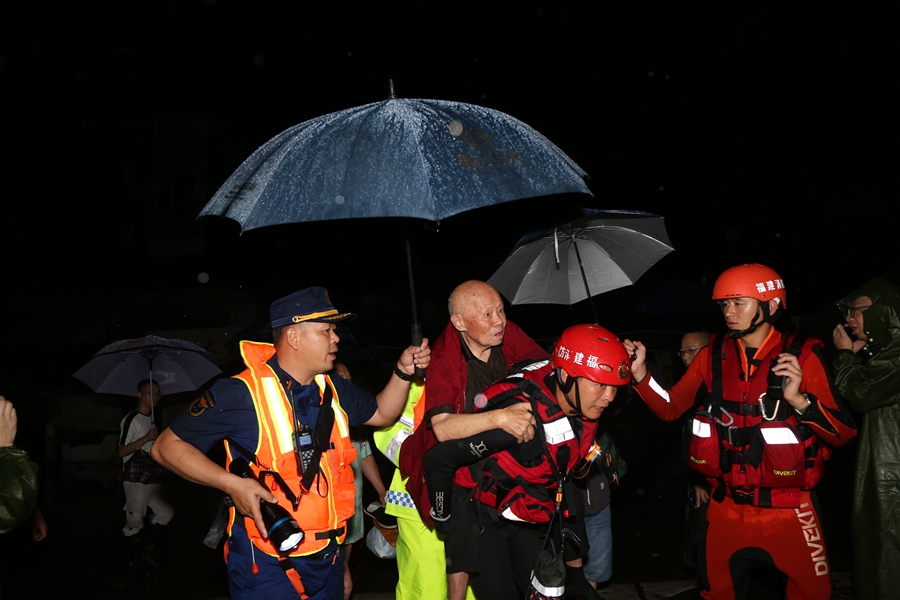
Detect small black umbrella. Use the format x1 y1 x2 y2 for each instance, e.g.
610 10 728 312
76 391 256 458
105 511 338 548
74 335 222 427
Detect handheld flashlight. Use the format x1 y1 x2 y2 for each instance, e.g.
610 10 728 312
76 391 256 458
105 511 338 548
230 457 304 552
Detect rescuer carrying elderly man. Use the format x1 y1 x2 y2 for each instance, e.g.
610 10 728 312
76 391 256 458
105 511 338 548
624 263 856 600
152 287 430 600
420 323 633 600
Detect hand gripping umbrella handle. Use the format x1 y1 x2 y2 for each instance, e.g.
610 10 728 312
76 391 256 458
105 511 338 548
411 324 426 380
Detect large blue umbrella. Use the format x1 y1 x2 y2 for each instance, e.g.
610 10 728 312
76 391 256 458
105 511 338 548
200 88 590 227
199 85 592 368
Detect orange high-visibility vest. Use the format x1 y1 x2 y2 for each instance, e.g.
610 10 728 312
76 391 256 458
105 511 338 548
225 341 357 558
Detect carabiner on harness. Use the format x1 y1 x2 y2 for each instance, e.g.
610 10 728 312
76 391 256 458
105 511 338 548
757 393 781 422
700 406 734 427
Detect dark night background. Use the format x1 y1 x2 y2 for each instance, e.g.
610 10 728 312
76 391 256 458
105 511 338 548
2 1 897 387
0 3 896 597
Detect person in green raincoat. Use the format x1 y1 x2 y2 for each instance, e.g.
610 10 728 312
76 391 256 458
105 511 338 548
833 277 900 600
0 396 38 536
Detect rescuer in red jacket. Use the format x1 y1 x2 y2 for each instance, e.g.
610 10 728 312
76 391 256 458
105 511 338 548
624 264 856 600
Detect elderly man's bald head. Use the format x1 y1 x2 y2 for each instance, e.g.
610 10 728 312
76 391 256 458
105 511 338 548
449 281 501 316
448 281 507 358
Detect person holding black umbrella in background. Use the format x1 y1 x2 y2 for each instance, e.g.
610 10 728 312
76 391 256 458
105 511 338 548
118 379 173 571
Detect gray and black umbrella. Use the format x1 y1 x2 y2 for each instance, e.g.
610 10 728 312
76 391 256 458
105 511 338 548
487 210 674 323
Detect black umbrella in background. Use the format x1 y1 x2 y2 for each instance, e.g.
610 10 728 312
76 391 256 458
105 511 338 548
74 335 222 427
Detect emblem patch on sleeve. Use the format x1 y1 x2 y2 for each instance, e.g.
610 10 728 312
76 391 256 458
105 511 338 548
188 390 216 418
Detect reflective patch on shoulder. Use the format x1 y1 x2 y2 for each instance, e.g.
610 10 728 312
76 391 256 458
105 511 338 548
188 390 216 418
543 418 575 444
520 360 550 372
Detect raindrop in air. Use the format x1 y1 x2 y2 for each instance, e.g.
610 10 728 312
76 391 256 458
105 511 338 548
474 393 488 409
658 186 664 191
253 54 265 66
335 195 345 205
449 120 464 136
648 71 654 77
198 272 210 283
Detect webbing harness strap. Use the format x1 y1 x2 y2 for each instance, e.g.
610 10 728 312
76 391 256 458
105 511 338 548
300 382 335 494
278 557 308 599
225 437 300 508
314 527 345 540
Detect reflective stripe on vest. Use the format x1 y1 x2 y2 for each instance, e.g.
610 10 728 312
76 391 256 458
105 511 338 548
374 382 424 467
375 382 425 516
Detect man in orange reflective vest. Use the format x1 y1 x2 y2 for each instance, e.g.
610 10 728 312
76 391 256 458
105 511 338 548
625 264 856 600
153 287 430 600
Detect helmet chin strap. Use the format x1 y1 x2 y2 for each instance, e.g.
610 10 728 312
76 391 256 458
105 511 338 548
555 367 584 416
728 299 782 338
728 304 765 339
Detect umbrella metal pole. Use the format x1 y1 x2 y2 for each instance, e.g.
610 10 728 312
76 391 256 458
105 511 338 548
572 239 600 325
147 356 156 429
142 348 161 429
406 237 426 380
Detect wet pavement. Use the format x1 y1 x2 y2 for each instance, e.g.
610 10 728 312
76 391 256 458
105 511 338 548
0 387 857 599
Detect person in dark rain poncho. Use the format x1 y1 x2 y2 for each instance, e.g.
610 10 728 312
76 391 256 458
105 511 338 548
833 277 900 600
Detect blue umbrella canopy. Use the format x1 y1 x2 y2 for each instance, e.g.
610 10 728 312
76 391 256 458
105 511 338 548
199 97 590 229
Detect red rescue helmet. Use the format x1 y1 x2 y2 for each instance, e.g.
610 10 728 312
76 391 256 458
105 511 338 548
712 263 787 309
553 324 632 386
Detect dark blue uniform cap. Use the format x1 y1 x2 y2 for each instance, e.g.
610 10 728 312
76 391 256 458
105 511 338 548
270 287 355 329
